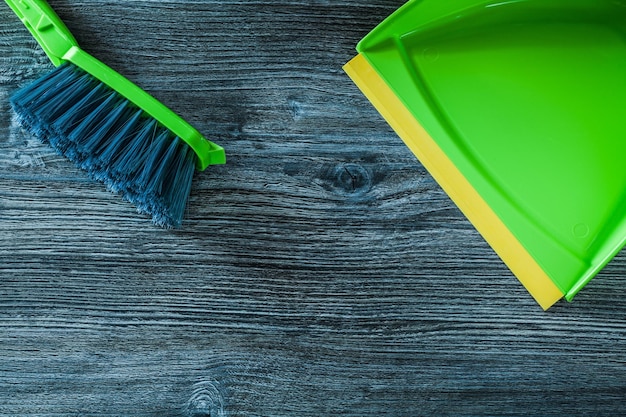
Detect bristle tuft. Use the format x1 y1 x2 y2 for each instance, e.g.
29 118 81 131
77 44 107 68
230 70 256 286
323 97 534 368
10 63 198 227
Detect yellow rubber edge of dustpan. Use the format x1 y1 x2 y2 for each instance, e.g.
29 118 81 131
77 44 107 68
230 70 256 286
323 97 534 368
344 54 564 310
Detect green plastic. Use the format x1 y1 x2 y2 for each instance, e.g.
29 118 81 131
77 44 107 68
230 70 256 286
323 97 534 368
4 0 225 170
357 0 626 300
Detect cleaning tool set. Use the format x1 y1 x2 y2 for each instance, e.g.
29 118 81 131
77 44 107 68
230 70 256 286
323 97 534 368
4 0 225 227
345 0 626 309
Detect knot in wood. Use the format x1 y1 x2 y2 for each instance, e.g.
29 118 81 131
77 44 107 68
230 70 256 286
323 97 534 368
332 163 372 196
184 380 226 417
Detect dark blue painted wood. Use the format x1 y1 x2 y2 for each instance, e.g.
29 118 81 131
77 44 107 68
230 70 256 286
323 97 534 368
2 1 626 416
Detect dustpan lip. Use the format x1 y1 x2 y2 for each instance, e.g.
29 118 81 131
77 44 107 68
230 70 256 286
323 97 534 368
344 54 564 310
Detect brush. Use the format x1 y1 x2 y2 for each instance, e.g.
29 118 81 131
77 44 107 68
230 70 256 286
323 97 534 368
4 0 225 227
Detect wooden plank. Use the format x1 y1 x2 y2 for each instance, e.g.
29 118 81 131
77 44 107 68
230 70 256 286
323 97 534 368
2 1 626 416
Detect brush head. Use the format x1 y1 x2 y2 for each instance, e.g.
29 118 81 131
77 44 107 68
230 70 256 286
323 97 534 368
10 62 197 228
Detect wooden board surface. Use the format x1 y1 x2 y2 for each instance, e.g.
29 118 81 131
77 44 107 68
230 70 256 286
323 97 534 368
1 1 626 416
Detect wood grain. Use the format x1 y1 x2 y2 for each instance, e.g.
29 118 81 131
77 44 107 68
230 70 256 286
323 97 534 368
2 1 626 416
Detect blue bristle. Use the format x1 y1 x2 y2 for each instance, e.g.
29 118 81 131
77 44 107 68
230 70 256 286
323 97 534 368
68 97 131 163
10 62 199 227
92 110 144 168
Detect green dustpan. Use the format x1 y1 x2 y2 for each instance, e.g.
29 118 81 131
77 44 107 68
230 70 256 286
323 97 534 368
345 0 626 309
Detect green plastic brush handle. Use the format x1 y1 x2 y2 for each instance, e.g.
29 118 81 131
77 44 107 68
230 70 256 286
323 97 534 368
3 0 225 170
